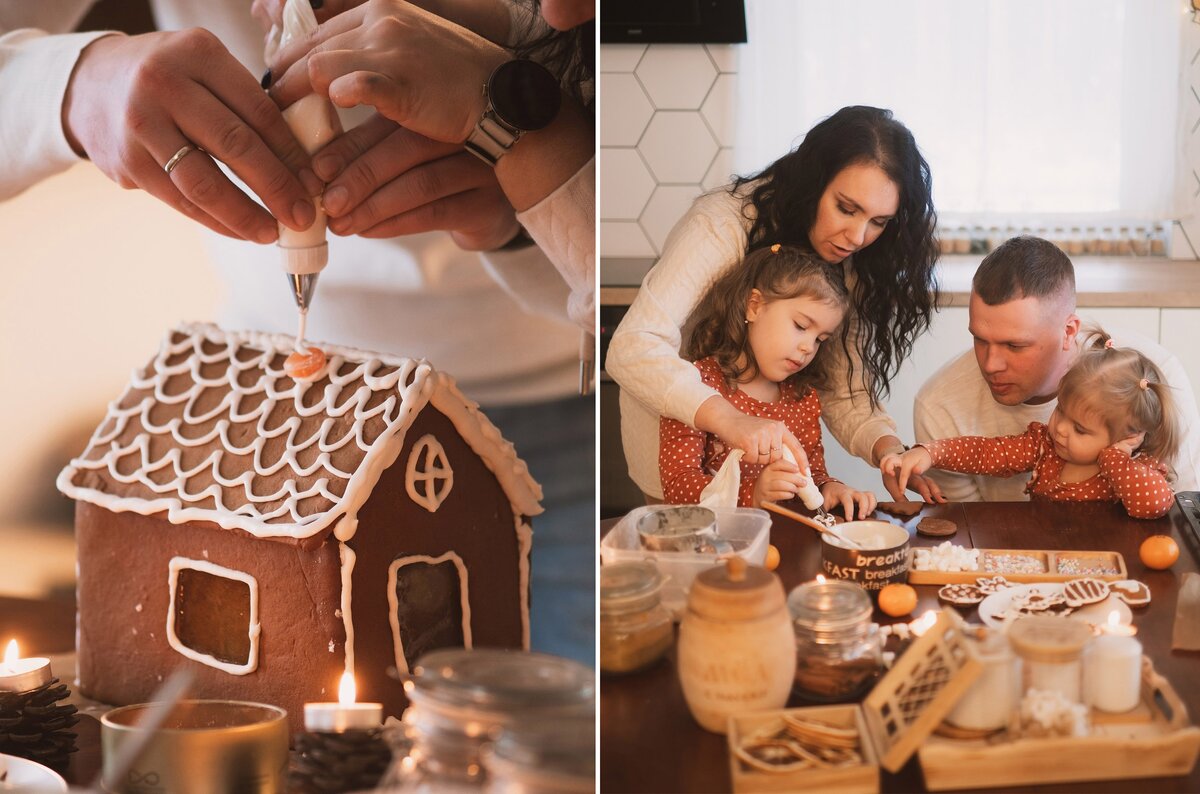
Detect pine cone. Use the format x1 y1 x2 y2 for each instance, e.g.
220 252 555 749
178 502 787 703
290 729 391 793
0 678 79 772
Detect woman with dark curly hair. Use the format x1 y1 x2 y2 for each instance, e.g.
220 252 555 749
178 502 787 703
607 105 944 504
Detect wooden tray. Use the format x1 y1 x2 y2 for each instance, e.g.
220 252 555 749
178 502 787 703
726 609 982 792
918 656 1200 790
908 547 1128 585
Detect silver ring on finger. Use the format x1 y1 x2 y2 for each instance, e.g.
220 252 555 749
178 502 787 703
164 143 202 175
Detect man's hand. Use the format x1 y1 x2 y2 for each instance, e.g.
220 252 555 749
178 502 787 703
311 114 519 250
63 30 316 242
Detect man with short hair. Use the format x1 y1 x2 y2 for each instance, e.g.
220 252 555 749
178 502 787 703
913 236 1200 502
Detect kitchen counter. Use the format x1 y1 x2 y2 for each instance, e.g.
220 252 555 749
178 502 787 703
600 255 1200 308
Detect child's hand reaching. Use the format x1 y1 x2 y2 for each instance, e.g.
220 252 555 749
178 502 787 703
821 481 878 520
879 446 934 496
751 459 806 507
1109 431 1147 457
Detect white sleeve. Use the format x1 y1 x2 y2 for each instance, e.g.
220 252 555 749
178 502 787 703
913 375 984 502
815 308 899 464
511 156 594 333
0 22 114 201
605 189 748 425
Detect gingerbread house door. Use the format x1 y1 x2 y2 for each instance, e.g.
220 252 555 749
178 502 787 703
386 552 473 675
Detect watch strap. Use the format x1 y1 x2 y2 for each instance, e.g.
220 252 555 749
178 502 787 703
465 107 522 166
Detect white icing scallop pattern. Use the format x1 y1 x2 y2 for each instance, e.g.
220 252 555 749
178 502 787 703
405 434 453 513
57 323 543 539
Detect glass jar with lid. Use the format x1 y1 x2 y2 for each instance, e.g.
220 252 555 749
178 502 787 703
1007 615 1090 703
482 711 594 793
599 561 673 674
787 580 882 702
381 649 594 792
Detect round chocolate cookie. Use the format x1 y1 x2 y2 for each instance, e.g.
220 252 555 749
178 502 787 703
917 517 957 537
876 500 923 518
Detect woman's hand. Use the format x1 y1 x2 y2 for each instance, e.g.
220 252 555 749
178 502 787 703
311 113 519 249
251 0 511 44
879 447 935 499
752 460 806 507
821 482 878 520
63 31 316 242
268 0 509 145
694 396 811 469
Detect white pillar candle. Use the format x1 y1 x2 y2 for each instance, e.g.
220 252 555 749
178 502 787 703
1085 632 1142 714
304 671 383 733
0 640 52 693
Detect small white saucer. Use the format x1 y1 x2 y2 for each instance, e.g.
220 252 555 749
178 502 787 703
0 753 67 792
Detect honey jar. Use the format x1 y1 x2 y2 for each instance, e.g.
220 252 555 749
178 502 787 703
599 562 673 674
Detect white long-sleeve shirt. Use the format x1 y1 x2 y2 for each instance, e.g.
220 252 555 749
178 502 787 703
0 0 592 404
914 325 1200 502
605 186 898 497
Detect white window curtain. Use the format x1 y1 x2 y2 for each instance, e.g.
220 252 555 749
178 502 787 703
733 0 1184 223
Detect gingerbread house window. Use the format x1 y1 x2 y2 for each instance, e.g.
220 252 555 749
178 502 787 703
387 553 472 674
166 557 260 675
405 434 453 512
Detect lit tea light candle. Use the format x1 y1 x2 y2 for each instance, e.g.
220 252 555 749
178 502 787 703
814 574 826 584
1084 611 1142 713
304 672 383 732
0 639 52 693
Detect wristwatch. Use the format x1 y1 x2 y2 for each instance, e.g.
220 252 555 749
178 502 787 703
465 59 562 166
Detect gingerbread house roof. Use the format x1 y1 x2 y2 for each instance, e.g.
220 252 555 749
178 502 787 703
57 323 543 542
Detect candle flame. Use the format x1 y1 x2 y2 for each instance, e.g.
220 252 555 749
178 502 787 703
815 574 826 583
3 640 17 666
911 610 938 637
338 671 357 705
1107 610 1121 628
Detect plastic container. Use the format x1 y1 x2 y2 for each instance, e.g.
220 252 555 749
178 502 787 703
599 506 771 618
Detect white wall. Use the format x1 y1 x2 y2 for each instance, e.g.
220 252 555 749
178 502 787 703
0 164 219 527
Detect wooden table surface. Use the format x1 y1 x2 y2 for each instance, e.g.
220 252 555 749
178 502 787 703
600 501 1200 793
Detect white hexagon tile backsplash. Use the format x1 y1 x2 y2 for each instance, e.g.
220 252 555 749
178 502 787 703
600 43 739 258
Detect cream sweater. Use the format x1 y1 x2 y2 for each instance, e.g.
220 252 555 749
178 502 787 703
606 187 898 497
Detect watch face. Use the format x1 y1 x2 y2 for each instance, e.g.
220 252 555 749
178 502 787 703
490 59 562 132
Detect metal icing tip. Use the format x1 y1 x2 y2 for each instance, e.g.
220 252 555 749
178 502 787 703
287 272 319 311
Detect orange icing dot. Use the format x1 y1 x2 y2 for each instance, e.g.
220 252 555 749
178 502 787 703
285 346 327 380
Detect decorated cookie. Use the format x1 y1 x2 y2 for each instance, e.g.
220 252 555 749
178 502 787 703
1010 587 1064 612
1062 578 1110 608
1109 579 1151 608
938 583 984 606
975 576 1011 595
917 517 958 537
876 501 923 518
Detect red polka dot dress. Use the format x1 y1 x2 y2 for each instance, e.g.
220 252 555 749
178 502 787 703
659 357 837 507
921 422 1174 519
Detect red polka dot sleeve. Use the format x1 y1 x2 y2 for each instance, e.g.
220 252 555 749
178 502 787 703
1096 447 1175 519
922 423 1044 477
659 358 835 508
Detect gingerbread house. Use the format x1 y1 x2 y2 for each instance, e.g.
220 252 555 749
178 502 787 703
57 323 540 728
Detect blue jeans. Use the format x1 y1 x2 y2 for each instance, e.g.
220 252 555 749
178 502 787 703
485 396 595 667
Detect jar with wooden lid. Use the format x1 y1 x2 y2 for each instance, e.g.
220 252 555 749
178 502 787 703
677 557 795 733
787 579 882 702
1008 615 1091 703
599 561 673 674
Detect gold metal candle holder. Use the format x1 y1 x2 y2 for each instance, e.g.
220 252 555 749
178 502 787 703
101 700 288 794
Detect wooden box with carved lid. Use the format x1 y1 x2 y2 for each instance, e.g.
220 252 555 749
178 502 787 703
57 323 541 730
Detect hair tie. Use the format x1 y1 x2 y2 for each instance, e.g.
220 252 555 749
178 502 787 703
1139 378 1150 391
770 243 781 253
1104 339 1115 350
